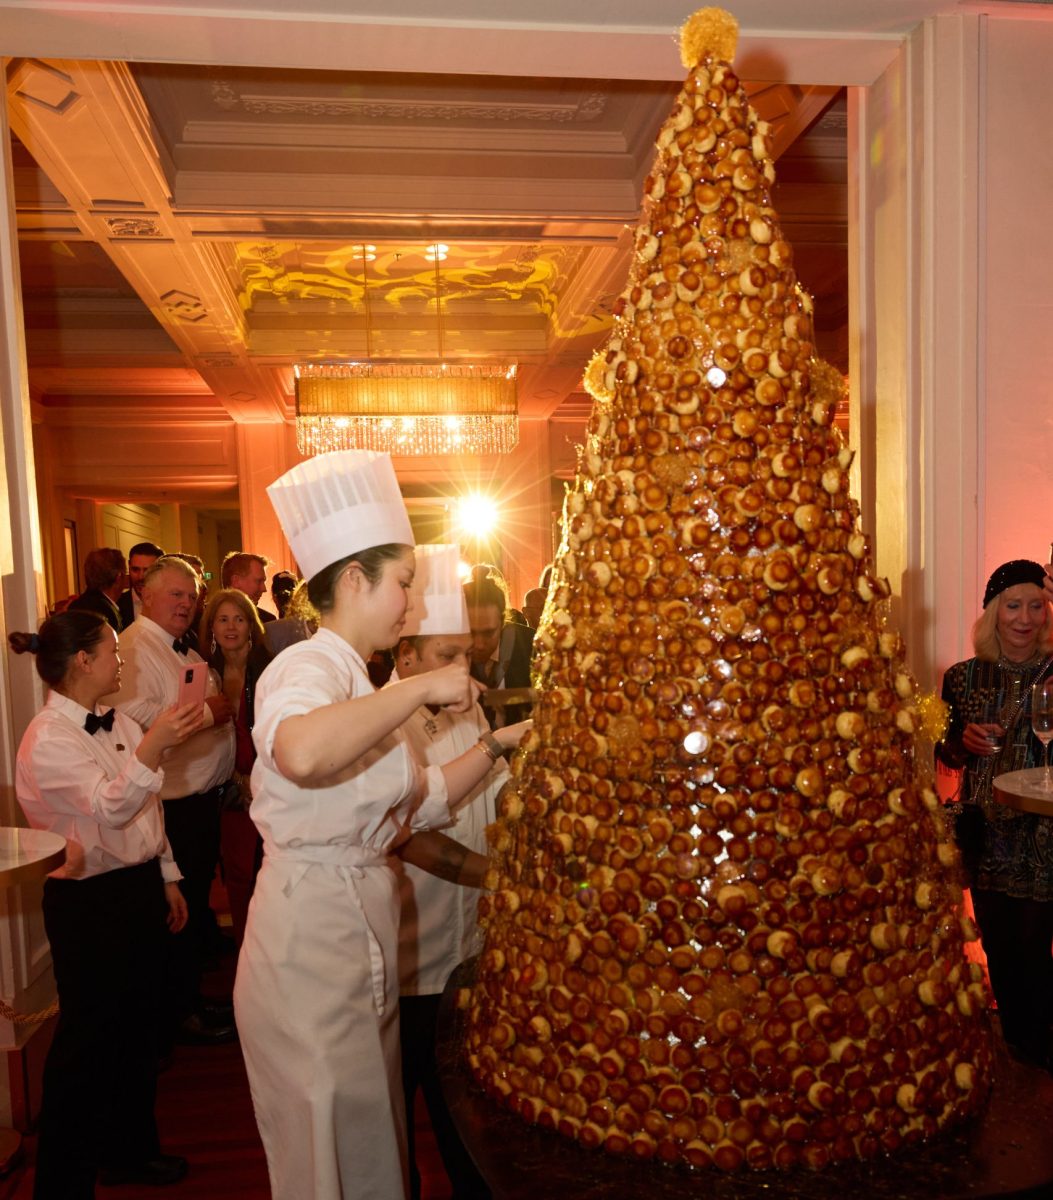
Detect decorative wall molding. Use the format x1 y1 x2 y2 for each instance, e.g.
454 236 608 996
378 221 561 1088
209 81 609 123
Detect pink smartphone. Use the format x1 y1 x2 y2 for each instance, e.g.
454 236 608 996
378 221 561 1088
177 661 209 709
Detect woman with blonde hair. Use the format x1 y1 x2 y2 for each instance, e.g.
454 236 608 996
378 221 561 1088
937 559 1053 1070
200 587 271 946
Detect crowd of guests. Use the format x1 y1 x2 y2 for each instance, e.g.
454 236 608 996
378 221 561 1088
10 503 550 1199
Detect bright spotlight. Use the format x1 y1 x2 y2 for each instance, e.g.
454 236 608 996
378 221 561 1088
455 493 499 539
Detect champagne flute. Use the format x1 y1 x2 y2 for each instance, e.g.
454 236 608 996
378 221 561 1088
1031 680 1053 790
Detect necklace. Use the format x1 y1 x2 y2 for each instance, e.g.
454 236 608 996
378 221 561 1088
997 652 1045 673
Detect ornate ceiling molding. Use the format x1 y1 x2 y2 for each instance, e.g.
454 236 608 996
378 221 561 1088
209 80 608 123
8 58 79 114
103 215 165 238
160 289 207 323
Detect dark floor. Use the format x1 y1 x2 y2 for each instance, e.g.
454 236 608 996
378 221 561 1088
0 894 454 1199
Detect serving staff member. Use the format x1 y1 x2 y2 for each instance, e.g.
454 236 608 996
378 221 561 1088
234 450 528 1200
10 611 200 1197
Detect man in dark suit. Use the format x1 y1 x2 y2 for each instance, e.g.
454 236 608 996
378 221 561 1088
221 551 275 624
522 587 547 630
464 574 534 729
118 541 164 629
69 547 126 631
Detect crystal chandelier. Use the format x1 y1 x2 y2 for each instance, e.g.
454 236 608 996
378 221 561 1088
294 361 519 456
294 246 519 457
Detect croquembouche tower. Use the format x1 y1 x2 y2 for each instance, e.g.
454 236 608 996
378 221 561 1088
463 6 992 1173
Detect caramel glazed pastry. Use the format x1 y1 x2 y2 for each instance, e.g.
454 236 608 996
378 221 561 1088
463 5 992 1175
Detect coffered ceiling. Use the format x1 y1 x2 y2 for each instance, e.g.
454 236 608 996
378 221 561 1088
9 55 847 458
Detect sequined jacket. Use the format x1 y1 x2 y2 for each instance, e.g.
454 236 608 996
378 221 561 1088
937 654 1053 901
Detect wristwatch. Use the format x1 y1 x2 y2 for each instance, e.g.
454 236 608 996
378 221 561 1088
476 730 503 763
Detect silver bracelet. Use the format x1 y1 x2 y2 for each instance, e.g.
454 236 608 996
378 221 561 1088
476 731 502 763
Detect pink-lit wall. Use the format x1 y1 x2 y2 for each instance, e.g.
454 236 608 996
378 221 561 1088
851 11 1053 688
980 18 1053 588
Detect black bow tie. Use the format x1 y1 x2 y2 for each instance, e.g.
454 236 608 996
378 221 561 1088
172 636 191 656
84 709 116 736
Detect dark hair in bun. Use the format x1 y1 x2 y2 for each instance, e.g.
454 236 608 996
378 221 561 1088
8 611 108 687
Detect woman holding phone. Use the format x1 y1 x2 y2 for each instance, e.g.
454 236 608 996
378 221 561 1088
234 450 529 1200
9 610 201 1196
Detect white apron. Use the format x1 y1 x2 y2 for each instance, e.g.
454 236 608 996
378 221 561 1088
234 631 450 1200
235 845 406 1200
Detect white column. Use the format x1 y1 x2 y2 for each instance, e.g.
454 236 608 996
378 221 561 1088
850 14 984 685
0 74 56 1119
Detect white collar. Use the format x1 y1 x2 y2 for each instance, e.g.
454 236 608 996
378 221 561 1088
46 689 106 726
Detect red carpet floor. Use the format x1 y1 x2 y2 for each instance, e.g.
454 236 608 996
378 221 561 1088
0 903 453 1198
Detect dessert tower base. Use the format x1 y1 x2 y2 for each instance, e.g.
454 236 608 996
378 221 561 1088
440 960 1053 1200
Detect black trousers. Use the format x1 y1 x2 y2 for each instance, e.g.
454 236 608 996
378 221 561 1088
34 860 167 1200
972 888 1053 1060
161 788 222 1034
399 993 490 1200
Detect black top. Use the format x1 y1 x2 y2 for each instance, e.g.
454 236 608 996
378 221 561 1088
69 588 122 633
472 621 534 729
938 653 1053 901
207 641 273 731
117 590 136 630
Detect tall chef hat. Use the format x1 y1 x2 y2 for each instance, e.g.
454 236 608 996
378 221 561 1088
266 450 414 583
401 544 470 638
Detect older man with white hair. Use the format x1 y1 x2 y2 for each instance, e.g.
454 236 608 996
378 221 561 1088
108 555 236 1047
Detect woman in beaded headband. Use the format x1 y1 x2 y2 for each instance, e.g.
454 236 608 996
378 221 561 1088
937 559 1053 1072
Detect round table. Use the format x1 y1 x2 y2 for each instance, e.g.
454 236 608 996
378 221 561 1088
0 828 66 888
993 767 1053 816
0 826 65 1173
438 960 1053 1200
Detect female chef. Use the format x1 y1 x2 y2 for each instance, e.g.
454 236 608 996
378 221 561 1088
234 450 529 1200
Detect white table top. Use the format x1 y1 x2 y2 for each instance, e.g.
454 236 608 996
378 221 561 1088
0 827 66 887
994 768 1053 817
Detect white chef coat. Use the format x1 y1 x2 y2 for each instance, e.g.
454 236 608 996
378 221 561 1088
107 616 234 798
234 628 452 1200
15 691 180 882
395 699 507 995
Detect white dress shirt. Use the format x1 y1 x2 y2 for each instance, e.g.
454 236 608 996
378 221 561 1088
15 691 181 882
107 615 234 799
395 697 508 995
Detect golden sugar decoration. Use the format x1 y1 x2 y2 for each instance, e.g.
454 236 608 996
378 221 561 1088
811 357 847 407
680 7 739 69
917 691 951 744
582 349 614 402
